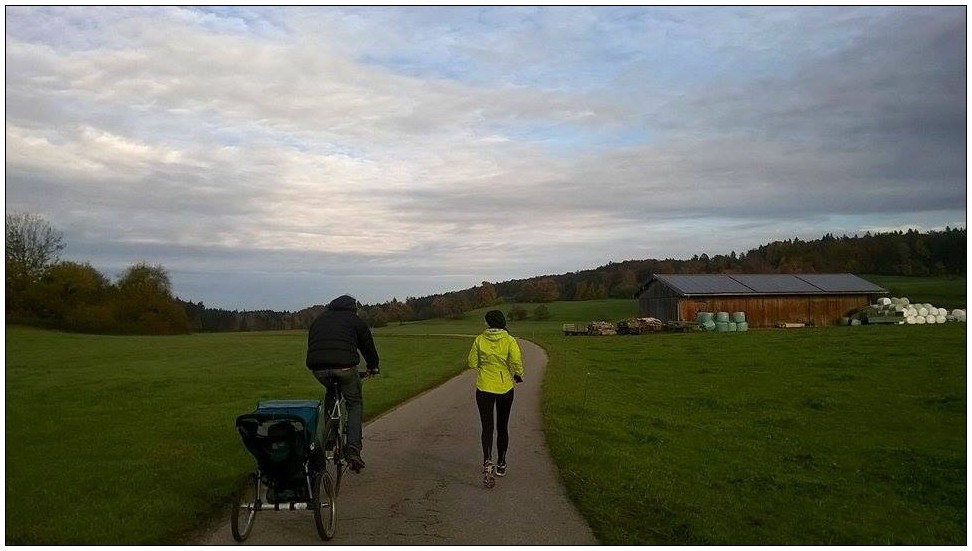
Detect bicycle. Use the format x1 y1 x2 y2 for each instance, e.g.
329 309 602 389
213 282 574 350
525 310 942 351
315 369 374 538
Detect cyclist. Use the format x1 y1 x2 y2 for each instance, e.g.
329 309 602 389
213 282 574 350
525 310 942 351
467 309 523 486
306 294 380 472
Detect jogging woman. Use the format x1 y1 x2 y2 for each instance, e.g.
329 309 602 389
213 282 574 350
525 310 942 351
467 309 524 488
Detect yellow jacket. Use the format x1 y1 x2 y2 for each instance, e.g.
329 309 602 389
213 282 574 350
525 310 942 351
467 328 524 394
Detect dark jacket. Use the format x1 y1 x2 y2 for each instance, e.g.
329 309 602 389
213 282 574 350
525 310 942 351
306 295 380 371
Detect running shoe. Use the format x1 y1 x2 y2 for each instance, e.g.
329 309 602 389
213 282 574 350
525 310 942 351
483 460 495 488
495 462 507 477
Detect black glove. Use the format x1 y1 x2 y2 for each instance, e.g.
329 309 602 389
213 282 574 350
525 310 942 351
513 374 523 384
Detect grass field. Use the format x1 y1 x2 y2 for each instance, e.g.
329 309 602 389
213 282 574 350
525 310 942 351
5 276 966 544
4 327 471 545
862 274 966 310
536 324 966 544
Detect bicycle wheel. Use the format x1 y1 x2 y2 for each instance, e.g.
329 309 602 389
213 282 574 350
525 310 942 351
313 469 337 540
231 473 260 542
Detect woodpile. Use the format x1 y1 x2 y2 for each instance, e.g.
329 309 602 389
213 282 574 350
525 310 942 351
617 317 663 335
587 321 617 336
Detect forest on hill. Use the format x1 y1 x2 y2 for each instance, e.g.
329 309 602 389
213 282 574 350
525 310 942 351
185 227 966 331
6 212 964 334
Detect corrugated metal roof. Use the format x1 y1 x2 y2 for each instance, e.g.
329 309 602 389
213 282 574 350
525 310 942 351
644 273 886 296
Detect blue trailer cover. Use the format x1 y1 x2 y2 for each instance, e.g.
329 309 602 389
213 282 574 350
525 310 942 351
254 400 320 434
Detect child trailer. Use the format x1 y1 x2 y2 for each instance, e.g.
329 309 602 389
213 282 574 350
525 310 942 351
232 400 337 541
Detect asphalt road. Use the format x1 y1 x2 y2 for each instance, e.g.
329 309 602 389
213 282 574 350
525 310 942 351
198 339 598 545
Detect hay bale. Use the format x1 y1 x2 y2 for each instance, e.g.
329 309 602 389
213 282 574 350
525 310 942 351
737 321 748 331
731 311 746 323
715 312 730 323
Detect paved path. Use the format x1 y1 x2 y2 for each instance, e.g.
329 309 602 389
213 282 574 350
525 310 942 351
198 340 597 545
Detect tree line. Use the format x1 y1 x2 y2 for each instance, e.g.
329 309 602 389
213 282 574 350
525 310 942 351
6 212 965 334
6 213 191 334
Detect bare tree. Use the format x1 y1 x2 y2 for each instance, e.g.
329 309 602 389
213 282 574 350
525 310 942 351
5 212 65 280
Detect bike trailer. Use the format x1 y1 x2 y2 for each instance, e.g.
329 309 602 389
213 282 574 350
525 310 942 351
236 400 321 483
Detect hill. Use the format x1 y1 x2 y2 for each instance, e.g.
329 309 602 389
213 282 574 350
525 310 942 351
183 227 966 331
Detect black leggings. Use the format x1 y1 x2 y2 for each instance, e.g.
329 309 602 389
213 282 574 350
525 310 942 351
476 388 515 463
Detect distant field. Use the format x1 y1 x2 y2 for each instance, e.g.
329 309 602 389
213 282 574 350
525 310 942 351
377 298 639 337
4 327 471 544
862 274 966 309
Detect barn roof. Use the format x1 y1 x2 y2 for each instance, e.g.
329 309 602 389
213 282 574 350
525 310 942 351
637 273 886 297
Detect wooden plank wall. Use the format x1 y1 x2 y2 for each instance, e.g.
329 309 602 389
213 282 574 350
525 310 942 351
674 295 870 327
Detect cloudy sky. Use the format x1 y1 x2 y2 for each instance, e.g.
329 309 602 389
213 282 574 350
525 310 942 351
5 6 967 311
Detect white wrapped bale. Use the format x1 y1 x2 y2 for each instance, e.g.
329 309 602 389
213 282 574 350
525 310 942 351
737 321 749 331
906 316 917 324
925 315 938 324
915 316 926 324
936 315 947 323
731 312 746 323
878 297 892 306
937 308 948 317
716 312 730 322
918 307 929 316
951 309 966 322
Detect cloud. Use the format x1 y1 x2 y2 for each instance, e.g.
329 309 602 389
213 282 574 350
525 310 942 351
4 6 965 309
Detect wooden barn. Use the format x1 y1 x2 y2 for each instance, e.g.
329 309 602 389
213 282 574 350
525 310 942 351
634 273 888 328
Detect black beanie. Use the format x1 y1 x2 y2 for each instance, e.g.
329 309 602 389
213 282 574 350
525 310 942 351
485 310 507 329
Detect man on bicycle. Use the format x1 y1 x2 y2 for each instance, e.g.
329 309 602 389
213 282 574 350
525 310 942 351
306 294 380 472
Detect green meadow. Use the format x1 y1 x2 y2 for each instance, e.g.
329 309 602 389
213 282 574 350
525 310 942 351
863 274 966 309
4 276 966 544
5 327 471 544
